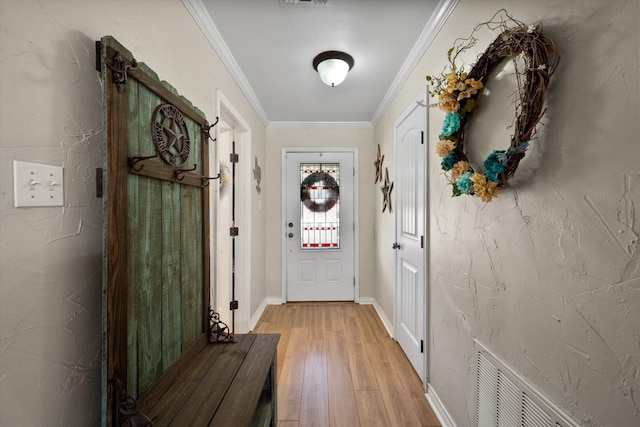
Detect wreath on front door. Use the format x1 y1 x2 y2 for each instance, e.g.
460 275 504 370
426 10 559 202
300 171 339 213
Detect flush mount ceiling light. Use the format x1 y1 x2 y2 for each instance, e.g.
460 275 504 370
313 51 354 87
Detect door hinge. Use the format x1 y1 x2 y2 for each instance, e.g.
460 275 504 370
354 277 356 287
420 339 424 353
95 40 102 73
421 235 424 249
96 168 103 198
230 153 239 163
230 227 239 236
421 131 424 144
229 300 238 310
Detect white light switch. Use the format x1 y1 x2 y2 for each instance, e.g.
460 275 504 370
13 160 64 207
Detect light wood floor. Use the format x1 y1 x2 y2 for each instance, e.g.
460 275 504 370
252 302 441 427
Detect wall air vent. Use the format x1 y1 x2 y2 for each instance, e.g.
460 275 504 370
475 342 579 427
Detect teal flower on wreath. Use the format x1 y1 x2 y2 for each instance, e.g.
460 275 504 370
456 172 474 194
508 141 529 155
484 150 506 183
441 113 461 137
441 153 457 171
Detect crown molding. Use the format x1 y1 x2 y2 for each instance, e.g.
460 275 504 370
371 0 459 126
182 0 270 127
268 121 373 129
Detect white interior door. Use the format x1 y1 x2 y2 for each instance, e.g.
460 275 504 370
394 92 428 384
284 150 355 301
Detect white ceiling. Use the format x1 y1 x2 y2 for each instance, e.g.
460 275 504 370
183 0 458 127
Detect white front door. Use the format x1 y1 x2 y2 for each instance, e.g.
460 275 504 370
284 150 355 301
394 91 428 384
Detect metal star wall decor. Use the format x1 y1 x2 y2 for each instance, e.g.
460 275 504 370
253 156 262 194
374 144 384 183
381 167 393 213
151 104 190 167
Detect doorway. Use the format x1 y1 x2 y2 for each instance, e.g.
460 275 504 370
283 149 357 302
214 91 251 333
394 90 428 386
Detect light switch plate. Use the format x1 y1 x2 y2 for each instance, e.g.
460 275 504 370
13 160 64 207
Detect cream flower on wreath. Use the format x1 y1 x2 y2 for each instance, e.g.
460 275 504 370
450 161 470 181
436 140 456 157
470 173 500 202
438 92 460 113
457 78 484 101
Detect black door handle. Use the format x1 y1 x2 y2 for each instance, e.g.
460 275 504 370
392 242 401 249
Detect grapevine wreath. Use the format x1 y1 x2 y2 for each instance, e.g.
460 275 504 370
427 11 559 202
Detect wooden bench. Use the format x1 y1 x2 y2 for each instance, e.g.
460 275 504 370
135 334 279 427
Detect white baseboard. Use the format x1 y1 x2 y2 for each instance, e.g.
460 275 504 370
249 297 283 331
252 296 394 339
358 296 374 305
359 297 394 339
426 385 456 427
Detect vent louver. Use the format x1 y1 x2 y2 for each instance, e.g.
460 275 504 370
475 344 579 427
280 0 328 5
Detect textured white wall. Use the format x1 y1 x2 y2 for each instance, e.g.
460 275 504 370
374 1 639 426
2 0 638 426
264 127 376 301
0 1 266 425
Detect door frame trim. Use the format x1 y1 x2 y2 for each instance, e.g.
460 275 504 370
393 88 429 389
281 147 360 303
216 90 252 333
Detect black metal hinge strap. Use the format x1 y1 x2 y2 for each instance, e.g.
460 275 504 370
95 41 102 73
105 50 138 93
96 168 103 198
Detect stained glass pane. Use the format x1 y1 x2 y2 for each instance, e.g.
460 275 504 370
300 163 340 249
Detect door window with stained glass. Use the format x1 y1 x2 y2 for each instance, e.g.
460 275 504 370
299 163 340 249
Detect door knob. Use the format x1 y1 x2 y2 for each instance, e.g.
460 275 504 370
392 242 401 249
288 233 294 238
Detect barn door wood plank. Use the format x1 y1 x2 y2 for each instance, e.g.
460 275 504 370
104 37 132 397
126 78 140 397
180 185 202 347
161 179 182 370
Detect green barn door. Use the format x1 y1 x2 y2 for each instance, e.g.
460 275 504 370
99 36 212 425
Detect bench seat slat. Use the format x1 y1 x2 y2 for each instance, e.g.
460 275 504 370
168 334 258 426
210 334 279 426
136 333 279 427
